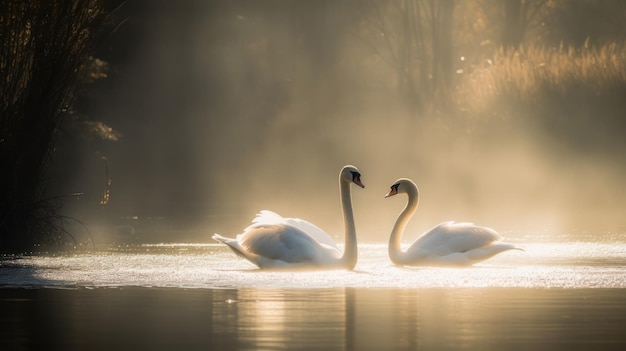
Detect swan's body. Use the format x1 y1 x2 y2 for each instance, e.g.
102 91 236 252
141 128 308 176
212 165 364 270
385 178 521 266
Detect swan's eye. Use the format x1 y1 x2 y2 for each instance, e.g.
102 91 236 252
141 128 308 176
351 171 361 181
392 184 399 192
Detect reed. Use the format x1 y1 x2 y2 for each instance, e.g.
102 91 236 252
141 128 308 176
0 1 116 253
457 41 626 119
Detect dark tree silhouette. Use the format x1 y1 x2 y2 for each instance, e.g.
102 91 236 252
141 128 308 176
357 0 456 114
0 0 118 252
500 0 550 48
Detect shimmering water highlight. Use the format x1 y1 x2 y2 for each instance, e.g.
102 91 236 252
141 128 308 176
2 241 625 289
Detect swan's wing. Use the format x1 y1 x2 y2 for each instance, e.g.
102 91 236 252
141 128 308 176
282 217 339 250
409 222 502 256
245 210 339 250
239 224 340 263
246 210 284 228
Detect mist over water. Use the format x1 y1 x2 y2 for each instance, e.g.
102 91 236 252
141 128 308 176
55 1 626 243
5 3 626 350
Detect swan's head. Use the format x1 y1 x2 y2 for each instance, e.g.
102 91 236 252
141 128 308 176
341 165 365 188
385 178 416 198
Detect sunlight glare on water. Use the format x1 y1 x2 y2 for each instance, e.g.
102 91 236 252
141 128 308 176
2 239 625 289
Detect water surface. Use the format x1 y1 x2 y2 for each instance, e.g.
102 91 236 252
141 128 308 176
1 235 625 350
1 240 624 289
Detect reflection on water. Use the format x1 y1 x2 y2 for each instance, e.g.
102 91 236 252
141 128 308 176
1 237 626 349
346 288 626 350
1 287 626 350
225 289 347 350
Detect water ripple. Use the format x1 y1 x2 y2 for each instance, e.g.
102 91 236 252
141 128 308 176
1 242 625 289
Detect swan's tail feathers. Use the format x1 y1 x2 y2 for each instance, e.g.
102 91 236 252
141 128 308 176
498 242 524 252
482 242 524 260
212 233 230 243
212 233 248 259
464 242 523 264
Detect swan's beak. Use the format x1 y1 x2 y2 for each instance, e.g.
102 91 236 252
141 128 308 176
353 178 365 188
384 189 397 198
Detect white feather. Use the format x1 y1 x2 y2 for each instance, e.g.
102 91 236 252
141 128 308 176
212 165 363 270
387 178 522 266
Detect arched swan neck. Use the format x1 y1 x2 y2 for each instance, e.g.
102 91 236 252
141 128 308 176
388 185 418 265
340 179 358 270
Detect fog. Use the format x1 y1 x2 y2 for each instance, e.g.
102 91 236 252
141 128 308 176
55 1 626 243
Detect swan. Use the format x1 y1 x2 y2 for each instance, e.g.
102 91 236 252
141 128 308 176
212 165 364 270
385 178 521 266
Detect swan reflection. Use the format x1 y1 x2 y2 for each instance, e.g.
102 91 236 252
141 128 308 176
214 289 346 350
207 287 626 350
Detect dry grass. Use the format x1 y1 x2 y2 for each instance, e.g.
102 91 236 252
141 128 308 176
457 41 626 117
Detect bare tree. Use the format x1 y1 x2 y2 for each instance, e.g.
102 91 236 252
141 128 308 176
0 0 117 252
356 0 456 113
499 0 551 48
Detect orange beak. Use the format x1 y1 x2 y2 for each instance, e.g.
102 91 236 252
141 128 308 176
353 178 365 188
384 188 397 198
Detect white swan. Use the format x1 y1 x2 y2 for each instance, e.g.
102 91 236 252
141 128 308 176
385 178 521 266
212 165 364 270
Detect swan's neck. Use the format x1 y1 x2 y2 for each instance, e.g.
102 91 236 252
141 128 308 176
388 186 418 265
340 179 358 270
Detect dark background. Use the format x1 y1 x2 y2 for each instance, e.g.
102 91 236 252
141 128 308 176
49 0 626 242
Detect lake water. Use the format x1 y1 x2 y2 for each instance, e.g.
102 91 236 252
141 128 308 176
1 232 626 350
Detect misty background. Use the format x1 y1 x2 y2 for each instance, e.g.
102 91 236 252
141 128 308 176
49 0 626 243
